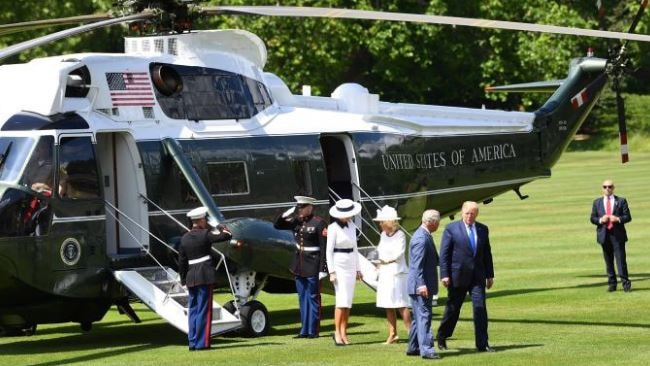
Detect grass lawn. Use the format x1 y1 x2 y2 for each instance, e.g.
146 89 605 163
1 151 649 365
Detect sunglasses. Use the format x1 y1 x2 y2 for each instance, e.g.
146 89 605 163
602 185 614 189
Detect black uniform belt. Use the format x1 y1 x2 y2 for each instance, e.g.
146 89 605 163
333 248 353 253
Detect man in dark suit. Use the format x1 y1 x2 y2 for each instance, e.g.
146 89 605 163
590 179 632 292
437 201 495 353
179 207 232 351
406 209 441 360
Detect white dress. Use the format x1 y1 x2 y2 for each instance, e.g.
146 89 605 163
326 222 359 308
376 230 410 308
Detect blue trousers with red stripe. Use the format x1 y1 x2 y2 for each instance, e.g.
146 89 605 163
188 285 213 350
295 275 321 336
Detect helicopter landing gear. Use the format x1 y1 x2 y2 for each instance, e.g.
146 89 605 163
239 300 269 337
0 323 37 337
229 271 270 337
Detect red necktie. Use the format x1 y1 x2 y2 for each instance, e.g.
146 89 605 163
606 197 613 230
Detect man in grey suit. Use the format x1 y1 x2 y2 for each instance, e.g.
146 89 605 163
590 179 632 292
406 209 441 360
436 201 495 353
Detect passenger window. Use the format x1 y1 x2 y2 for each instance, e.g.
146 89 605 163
58 137 101 199
207 161 249 196
292 160 313 196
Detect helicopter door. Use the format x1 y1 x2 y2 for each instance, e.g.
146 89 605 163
95 132 148 256
320 134 361 226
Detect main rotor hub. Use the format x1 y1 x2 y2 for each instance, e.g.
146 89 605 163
113 0 208 34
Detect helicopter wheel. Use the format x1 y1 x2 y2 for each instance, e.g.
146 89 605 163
0 323 37 337
23 323 37 336
80 322 92 332
239 300 270 338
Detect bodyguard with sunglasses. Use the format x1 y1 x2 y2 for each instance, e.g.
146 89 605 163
590 180 632 292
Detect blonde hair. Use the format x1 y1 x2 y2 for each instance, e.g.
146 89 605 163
379 220 399 234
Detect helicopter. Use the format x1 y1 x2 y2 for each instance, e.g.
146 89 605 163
0 0 648 338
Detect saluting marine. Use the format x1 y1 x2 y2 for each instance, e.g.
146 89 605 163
179 206 232 351
274 196 328 339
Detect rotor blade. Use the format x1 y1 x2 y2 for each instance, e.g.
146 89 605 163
0 12 152 63
204 6 650 43
485 79 564 93
613 79 629 163
0 14 111 37
626 0 648 35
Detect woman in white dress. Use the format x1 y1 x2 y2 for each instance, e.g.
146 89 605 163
373 205 411 344
326 199 362 345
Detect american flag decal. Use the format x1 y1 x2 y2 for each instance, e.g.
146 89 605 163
106 72 155 107
570 88 589 109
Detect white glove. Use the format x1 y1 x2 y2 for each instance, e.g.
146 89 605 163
318 272 328 280
207 218 218 228
282 206 296 218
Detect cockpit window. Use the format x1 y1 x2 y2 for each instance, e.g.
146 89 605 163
0 137 34 184
20 136 54 194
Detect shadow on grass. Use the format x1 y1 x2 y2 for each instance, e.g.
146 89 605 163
0 321 263 357
21 344 161 366
30 318 155 336
477 272 650 302
436 343 543 358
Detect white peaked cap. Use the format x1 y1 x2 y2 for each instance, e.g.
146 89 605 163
187 206 208 220
329 199 362 218
294 196 317 205
372 205 401 221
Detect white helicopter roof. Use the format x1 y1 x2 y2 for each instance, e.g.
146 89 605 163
124 29 267 68
0 28 534 140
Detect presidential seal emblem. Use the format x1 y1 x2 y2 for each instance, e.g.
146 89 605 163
60 238 81 266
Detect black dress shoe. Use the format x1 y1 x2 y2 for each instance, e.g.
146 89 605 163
422 353 441 360
406 350 420 356
623 284 632 292
607 286 616 292
293 334 308 339
308 334 319 339
477 346 496 353
188 347 195 352
437 338 447 350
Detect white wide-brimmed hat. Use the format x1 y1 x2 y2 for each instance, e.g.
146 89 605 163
329 199 362 218
372 205 401 221
294 196 317 205
187 206 208 220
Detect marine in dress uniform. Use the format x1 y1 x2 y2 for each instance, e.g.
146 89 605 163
179 207 232 351
274 196 328 338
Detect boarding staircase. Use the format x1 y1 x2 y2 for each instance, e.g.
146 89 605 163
107 138 249 336
113 267 241 336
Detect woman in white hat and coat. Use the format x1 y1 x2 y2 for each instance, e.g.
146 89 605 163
373 205 411 344
326 199 362 345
